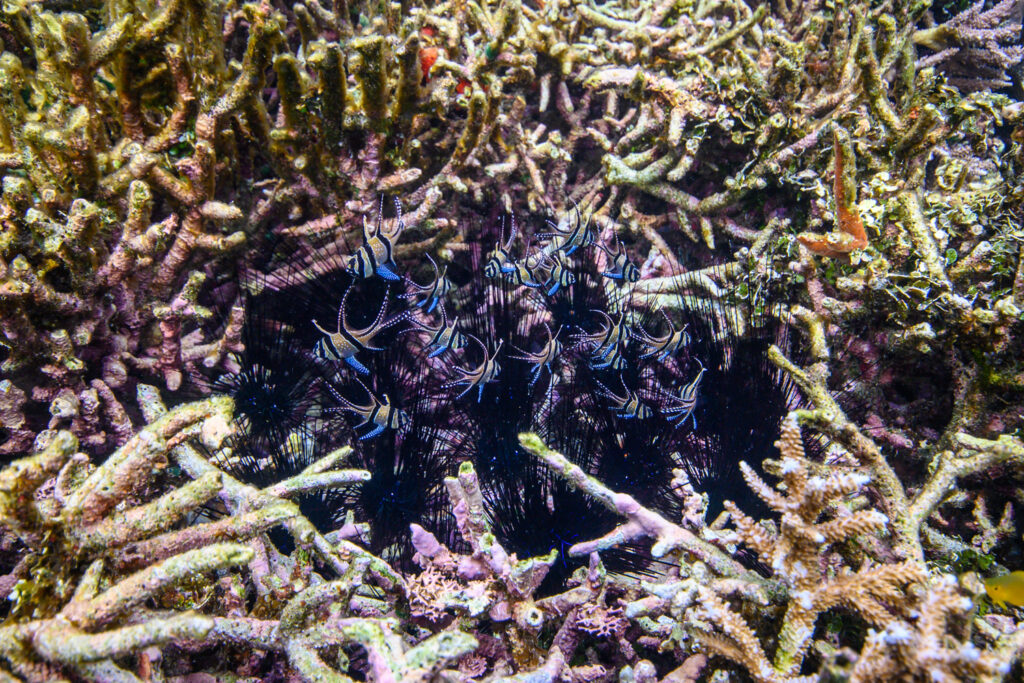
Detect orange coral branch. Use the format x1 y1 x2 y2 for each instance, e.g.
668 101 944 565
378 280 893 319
797 129 868 260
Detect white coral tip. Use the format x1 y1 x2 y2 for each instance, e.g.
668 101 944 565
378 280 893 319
779 458 801 474
884 623 912 645
851 472 870 487
795 590 814 610
959 643 980 662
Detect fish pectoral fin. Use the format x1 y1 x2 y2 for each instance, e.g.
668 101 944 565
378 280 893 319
360 424 386 440
345 356 370 374
377 263 401 280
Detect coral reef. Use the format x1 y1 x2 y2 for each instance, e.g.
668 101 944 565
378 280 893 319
2 0 1024 680
520 417 1023 682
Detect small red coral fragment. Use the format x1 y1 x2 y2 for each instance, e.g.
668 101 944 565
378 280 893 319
797 130 868 261
419 46 439 81
456 78 472 94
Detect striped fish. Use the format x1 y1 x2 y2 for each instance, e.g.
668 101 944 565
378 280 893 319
598 349 628 371
541 252 576 295
326 378 410 440
484 247 513 279
503 259 545 288
504 231 547 288
635 311 690 361
595 379 652 419
599 239 640 283
510 324 562 387
542 201 597 256
444 336 503 401
576 309 629 369
485 214 516 279
661 361 705 429
347 196 404 281
312 285 406 374
403 253 454 313
415 304 468 358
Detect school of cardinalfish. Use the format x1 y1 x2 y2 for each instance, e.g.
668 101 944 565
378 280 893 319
264 197 1024 611
313 197 705 440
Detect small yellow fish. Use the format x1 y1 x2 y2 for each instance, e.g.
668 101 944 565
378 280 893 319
984 571 1024 608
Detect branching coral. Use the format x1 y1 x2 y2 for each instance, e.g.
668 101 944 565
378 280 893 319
721 416 926 676
1 0 1020 459
0 389 479 681
521 413 1024 682
407 458 683 680
850 575 1011 682
769 343 1024 564
0 0 1022 680
0 0 263 452
2 366 1022 680
915 0 1024 91
0 395 276 680
410 462 572 633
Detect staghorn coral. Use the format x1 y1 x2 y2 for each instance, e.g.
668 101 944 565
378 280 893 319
0 383 1022 678
407 460 646 677
915 0 1024 91
718 416 926 676
0 394 279 680
0 0 260 453
520 414 1024 681
850 575 1012 682
0 0 1020 460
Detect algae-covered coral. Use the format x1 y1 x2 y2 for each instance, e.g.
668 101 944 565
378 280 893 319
2 0 1024 680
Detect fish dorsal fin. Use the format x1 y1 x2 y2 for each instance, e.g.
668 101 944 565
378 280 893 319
570 197 581 232
425 252 439 278
369 287 390 330
391 196 405 236
505 214 517 251
591 308 613 328
374 194 385 237
338 284 355 332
